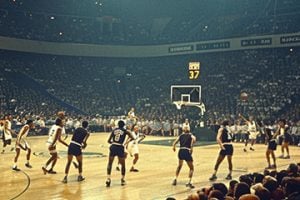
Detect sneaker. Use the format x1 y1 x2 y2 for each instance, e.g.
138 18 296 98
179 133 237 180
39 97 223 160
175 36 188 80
186 183 195 189
209 174 217 181
225 174 232 180
62 176 68 183
265 165 272 170
1 150 4 154
271 164 277 169
106 179 111 187
278 155 284 158
284 155 290 159
116 166 120 171
12 166 21 171
42 167 48 175
172 179 177 186
48 169 57 174
72 161 79 169
121 178 126 186
77 175 85 182
25 163 32 168
130 168 139 172
243 148 247 152
10 147 14 151
250 147 255 151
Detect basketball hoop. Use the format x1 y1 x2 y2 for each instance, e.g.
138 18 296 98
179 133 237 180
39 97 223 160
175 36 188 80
173 101 187 110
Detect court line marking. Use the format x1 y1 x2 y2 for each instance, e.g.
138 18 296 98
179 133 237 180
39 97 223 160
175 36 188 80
10 170 31 200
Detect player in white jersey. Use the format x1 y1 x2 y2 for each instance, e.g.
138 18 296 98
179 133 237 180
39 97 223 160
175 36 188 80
1 115 15 153
127 107 138 129
239 114 259 152
42 118 68 174
12 120 35 171
126 125 146 172
182 119 191 133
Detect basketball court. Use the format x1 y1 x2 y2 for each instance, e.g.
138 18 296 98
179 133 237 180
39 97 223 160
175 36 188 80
1 133 299 200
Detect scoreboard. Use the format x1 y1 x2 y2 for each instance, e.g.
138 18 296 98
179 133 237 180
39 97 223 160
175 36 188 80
188 62 200 80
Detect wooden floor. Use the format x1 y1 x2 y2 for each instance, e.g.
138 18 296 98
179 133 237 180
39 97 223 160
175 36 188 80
0 133 299 200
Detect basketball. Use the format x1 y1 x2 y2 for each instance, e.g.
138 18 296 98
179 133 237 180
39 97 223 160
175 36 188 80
240 92 248 101
57 111 65 119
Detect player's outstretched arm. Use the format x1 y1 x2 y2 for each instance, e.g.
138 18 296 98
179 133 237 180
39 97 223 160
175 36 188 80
239 113 249 123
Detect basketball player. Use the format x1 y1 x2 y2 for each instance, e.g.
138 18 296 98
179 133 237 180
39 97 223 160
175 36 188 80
265 120 280 169
12 120 35 171
62 121 90 183
1 115 15 153
239 114 259 152
209 120 233 181
105 120 135 187
182 119 191 133
126 125 146 172
278 119 291 159
42 118 68 174
127 107 138 129
172 125 196 188
0 119 4 149
57 111 68 140
172 120 180 137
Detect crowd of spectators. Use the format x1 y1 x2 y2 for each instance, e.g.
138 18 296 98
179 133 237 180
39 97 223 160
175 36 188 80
174 163 300 200
0 0 299 44
0 47 299 129
0 47 299 145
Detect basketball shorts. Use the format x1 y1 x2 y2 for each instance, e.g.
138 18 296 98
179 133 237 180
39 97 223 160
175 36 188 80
267 140 277 151
109 144 125 158
127 142 139 155
219 144 233 156
283 133 292 143
16 139 30 150
3 139 12 145
178 149 193 162
279 134 292 144
249 131 259 140
68 143 82 156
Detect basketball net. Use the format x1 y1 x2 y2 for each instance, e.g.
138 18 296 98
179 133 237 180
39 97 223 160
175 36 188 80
173 101 206 116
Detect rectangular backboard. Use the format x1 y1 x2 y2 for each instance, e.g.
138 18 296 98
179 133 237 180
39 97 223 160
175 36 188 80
170 85 201 104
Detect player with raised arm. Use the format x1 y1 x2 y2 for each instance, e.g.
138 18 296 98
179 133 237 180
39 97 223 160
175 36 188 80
239 114 259 152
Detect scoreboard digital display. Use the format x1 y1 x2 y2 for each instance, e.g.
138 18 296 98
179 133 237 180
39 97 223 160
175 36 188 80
188 62 200 80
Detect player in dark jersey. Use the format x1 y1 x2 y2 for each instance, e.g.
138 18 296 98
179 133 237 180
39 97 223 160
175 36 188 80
264 120 280 169
172 125 196 188
209 120 233 181
105 120 135 187
62 121 90 183
278 119 291 159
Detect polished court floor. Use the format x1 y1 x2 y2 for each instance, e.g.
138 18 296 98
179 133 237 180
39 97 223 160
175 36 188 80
0 133 299 200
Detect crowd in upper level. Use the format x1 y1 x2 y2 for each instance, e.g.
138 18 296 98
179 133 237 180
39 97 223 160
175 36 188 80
0 0 299 45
